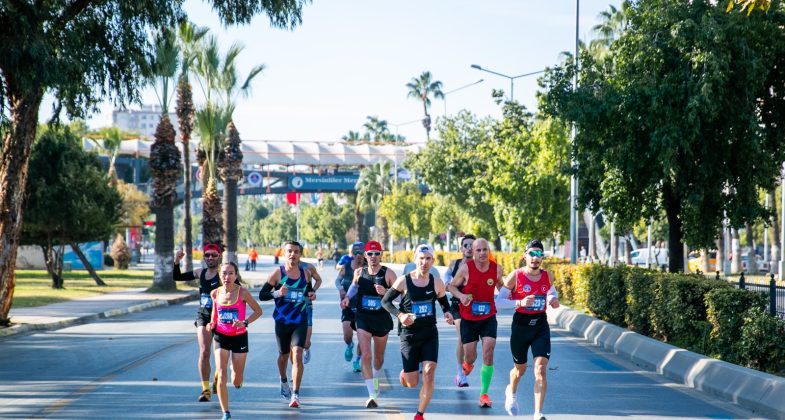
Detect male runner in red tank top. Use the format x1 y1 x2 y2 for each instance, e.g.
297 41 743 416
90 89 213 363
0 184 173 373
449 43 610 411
501 239 559 420
447 238 505 408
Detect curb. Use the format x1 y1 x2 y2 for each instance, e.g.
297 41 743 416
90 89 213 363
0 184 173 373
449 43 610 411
0 290 199 339
549 306 785 419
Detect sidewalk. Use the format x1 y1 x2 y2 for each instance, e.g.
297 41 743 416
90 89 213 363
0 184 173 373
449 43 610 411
1 256 270 339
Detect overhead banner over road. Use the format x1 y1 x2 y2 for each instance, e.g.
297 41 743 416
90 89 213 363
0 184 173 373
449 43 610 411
289 173 359 191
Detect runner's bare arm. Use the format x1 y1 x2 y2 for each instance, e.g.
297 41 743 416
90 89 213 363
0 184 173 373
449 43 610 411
434 277 454 324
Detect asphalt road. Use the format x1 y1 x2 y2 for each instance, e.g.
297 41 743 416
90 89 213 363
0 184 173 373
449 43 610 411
0 258 763 419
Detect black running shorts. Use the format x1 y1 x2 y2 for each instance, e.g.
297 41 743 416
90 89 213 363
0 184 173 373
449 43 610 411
460 315 498 344
214 331 249 353
356 312 393 337
510 312 550 365
399 326 439 372
194 311 211 327
275 320 308 355
449 299 462 320
341 306 357 330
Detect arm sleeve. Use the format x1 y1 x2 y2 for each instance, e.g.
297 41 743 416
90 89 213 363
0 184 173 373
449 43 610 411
382 287 401 317
437 295 450 314
173 264 196 281
259 283 276 301
346 283 359 299
494 286 517 309
546 285 559 303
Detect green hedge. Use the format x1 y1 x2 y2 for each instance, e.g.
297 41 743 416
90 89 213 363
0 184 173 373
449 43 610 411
546 263 785 375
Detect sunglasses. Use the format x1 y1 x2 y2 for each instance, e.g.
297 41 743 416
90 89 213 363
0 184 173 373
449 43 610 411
353 251 363 256
527 250 544 258
462 243 473 249
366 251 381 257
204 253 220 258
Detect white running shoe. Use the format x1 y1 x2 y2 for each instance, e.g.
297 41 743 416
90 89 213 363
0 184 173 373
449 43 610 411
455 373 469 387
289 393 300 408
505 384 519 416
303 348 311 364
365 395 378 408
280 381 291 400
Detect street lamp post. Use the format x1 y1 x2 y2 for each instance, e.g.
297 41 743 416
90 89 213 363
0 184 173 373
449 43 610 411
469 64 544 102
443 79 484 116
569 0 580 264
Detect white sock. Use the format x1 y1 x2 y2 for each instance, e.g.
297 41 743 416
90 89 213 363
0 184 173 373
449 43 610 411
533 412 543 420
457 362 463 376
373 368 380 378
365 379 375 396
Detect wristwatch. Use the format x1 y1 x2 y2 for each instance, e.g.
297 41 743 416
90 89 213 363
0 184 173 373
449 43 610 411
242 320 249 327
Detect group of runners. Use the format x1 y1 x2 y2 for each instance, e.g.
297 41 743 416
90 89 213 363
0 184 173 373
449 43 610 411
173 236 559 420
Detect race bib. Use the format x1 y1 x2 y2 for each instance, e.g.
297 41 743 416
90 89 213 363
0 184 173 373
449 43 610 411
526 294 546 311
362 295 382 310
284 287 305 303
218 308 239 324
471 301 491 316
200 293 213 309
411 300 434 318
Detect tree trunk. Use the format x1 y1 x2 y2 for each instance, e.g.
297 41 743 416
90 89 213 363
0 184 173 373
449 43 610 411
184 146 194 272
623 230 632 264
153 200 176 290
0 90 44 324
663 183 684 273
70 242 106 286
716 229 725 276
41 243 64 290
378 216 389 249
730 228 742 274
354 198 365 243
745 223 757 273
223 178 238 264
768 189 780 264
494 235 502 251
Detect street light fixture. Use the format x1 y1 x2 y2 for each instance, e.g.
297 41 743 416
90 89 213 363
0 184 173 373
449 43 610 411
443 78 484 116
469 64 544 101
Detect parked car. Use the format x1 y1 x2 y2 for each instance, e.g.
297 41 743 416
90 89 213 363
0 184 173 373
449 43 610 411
630 248 668 268
688 251 717 273
741 254 770 273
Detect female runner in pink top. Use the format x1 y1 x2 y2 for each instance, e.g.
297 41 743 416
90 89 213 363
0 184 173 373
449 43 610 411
207 261 263 420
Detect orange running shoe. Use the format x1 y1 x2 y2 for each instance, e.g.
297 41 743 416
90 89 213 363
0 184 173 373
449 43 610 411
462 361 474 376
479 393 492 408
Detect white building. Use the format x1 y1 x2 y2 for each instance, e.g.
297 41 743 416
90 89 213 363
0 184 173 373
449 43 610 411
112 105 179 139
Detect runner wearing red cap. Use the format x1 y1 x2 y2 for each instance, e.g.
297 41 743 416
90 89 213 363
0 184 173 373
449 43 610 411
341 240 397 408
173 242 223 402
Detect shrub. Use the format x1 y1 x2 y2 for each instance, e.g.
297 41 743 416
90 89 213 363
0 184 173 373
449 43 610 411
737 307 785 374
624 267 656 335
586 265 627 325
705 287 767 363
110 234 131 270
570 264 592 309
546 262 577 304
103 253 114 267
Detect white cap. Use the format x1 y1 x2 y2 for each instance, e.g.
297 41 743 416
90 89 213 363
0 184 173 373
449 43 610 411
414 243 434 258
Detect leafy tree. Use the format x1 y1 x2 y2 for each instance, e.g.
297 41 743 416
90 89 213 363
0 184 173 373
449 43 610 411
0 0 310 324
116 181 151 229
256 205 297 245
406 71 444 139
378 182 427 246
22 128 122 288
726 0 771 14
540 0 785 272
238 197 270 246
356 161 394 245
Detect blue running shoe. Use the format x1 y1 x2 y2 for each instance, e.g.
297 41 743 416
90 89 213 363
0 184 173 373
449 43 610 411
344 343 353 362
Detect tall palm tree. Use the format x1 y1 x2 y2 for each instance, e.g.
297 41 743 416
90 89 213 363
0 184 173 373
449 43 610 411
148 26 181 290
589 2 630 61
356 161 393 245
406 71 444 140
176 21 208 272
342 130 362 143
363 116 391 142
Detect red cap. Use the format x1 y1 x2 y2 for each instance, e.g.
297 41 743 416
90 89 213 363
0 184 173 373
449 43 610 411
365 241 382 252
203 243 221 253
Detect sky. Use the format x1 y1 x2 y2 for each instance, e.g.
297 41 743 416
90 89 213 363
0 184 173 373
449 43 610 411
45 0 620 144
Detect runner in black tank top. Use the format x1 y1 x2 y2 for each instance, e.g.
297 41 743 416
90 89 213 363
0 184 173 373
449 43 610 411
173 243 223 402
340 241 396 408
444 234 475 388
337 241 365 370
381 244 454 420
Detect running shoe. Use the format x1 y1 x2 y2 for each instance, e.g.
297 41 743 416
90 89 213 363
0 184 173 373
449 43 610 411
504 385 519 416
455 373 469 388
198 389 211 402
373 377 380 395
289 393 300 408
303 348 311 364
352 357 362 372
413 413 425 420
280 381 292 400
221 412 231 420
344 343 353 362
479 393 492 408
462 361 474 376
365 395 378 408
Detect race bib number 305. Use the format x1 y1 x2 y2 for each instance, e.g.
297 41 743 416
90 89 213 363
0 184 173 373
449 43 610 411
411 300 434 318
362 295 381 310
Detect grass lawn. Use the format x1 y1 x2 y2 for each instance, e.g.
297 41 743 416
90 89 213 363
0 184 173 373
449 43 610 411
12 270 196 308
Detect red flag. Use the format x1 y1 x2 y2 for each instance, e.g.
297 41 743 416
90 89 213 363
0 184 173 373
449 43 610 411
286 192 301 205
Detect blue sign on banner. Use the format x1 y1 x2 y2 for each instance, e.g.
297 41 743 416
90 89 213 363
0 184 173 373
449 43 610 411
289 174 359 191
64 241 104 270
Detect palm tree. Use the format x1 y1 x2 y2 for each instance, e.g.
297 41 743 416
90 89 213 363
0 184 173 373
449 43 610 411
363 116 391 142
589 2 630 61
148 26 181 290
176 21 208 272
406 71 444 140
356 161 393 245
342 130 362 143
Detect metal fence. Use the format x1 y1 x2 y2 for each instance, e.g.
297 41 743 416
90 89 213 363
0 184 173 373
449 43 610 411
729 273 785 319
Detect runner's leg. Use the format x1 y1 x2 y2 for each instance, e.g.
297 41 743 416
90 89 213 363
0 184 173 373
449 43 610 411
230 352 247 388
215 347 231 414
418 361 437 414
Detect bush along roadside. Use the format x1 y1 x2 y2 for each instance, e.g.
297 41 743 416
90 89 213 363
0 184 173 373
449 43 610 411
546 263 785 376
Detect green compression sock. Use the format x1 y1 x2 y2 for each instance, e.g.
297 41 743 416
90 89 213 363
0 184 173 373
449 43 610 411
480 364 494 394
